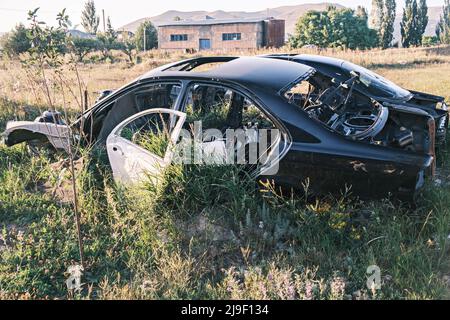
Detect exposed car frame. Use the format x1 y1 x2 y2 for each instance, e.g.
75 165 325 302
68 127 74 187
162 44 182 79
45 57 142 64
263 53 449 145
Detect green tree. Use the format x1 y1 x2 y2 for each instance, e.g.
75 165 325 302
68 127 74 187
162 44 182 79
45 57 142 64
135 21 158 51
401 0 415 47
97 33 121 60
401 0 426 47
436 0 450 44
289 7 377 49
81 0 100 34
106 16 116 40
117 39 136 63
69 37 100 61
355 7 380 49
0 24 31 57
418 0 429 42
289 10 333 48
379 0 396 49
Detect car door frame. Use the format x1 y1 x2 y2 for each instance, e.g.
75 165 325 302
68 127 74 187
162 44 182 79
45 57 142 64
177 79 292 178
106 108 186 183
78 80 185 141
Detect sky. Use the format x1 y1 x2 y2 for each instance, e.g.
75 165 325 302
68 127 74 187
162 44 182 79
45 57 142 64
0 0 446 32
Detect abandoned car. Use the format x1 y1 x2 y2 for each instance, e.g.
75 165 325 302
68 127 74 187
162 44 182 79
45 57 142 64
2 56 448 199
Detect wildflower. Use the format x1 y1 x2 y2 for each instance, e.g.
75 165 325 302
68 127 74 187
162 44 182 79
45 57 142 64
330 276 346 299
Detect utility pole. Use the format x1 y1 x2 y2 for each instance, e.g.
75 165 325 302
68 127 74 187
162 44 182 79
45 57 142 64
102 9 106 32
144 25 147 52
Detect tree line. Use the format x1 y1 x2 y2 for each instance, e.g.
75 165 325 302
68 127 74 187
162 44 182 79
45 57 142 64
289 0 450 49
2 0 450 56
0 0 158 63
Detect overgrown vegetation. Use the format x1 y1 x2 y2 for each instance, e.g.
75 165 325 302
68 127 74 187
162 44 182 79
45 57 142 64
0 127 449 299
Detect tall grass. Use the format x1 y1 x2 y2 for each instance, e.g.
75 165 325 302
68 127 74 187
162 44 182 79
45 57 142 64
0 139 449 299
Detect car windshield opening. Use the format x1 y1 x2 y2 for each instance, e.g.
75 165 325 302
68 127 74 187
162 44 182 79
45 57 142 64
342 62 412 100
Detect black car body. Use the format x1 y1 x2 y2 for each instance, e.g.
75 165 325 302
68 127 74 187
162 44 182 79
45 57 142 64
3 56 446 200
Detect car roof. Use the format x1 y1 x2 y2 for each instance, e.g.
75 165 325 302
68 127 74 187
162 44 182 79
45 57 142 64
293 54 345 68
264 53 345 67
139 56 315 93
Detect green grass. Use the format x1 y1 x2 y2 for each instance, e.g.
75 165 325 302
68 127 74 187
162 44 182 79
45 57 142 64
0 123 449 299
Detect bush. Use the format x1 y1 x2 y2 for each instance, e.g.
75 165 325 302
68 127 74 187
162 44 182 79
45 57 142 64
0 24 31 57
289 7 378 50
422 35 439 47
97 33 123 60
69 37 100 62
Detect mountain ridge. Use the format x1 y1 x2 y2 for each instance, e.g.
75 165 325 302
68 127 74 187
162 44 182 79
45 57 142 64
119 3 345 36
119 3 443 41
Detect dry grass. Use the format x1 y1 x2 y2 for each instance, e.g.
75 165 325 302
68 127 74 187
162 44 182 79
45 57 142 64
1 45 449 114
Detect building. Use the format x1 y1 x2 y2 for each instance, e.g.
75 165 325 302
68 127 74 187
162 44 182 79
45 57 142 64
369 0 382 30
117 30 135 41
158 17 285 51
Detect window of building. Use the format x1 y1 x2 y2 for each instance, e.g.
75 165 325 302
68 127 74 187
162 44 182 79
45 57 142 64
222 33 241 41
170 34 188 41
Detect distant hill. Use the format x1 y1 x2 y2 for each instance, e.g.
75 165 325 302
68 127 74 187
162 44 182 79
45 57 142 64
67 29 96 39
119 3 345 36
119 3 443 41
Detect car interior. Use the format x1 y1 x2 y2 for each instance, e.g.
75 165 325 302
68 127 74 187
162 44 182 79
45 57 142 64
182 83 282 169
94 83 181 142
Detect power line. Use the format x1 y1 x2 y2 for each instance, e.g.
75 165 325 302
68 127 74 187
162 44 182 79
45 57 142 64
0 7 63 14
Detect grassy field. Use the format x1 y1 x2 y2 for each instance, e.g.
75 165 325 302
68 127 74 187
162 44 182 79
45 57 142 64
0 46 449 300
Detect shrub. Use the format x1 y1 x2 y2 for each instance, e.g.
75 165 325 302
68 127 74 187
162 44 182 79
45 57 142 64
0 24 31 57
289 7 378 49
69 37 100 62
422 35 439 47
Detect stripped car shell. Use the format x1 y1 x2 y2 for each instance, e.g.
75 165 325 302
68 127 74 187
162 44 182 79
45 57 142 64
3 111 71 152
2 56 447 200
